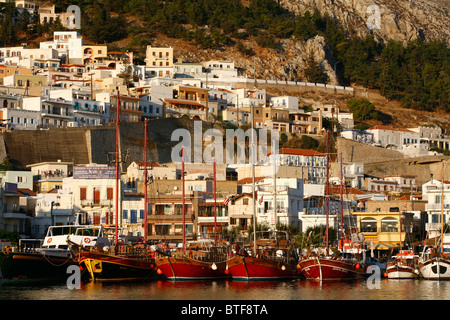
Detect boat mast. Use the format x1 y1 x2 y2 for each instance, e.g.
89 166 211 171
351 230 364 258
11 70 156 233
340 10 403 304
251 104 257 254
325 131 330 256
214 159 217 244
339 153 344 246
273 145 277 232
441 163 444 255
182 147 186 254
144 118 148 241
115 90 120 247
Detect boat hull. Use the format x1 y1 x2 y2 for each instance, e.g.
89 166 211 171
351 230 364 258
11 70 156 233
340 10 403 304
0 250 76 282
419 258 450 280
78 251 163 282
297 257 366 281
386 263 418 279
155 256 228 280
226 255 300 281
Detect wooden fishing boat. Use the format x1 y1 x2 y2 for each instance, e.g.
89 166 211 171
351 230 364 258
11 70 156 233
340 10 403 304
386 250 419 279
0 223 109 282
73 245 164 282
154 153 230 280
155 242 229 280
297 134 366 281
227 232 300 281
297 254 366 281
226 231 300 281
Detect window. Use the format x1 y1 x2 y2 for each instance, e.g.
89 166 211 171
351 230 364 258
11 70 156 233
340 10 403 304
80 187 87 200
243 198 249 205
130 210 137 223
123 210 128 219
360 218 377 232
381 218 398 232
107 187 113 200
140 210 145 219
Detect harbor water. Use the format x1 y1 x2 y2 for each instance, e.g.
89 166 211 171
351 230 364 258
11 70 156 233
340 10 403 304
1 278 449 300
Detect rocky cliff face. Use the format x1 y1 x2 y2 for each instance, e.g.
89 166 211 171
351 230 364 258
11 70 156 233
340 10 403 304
280 0 450 45
155 0 449 84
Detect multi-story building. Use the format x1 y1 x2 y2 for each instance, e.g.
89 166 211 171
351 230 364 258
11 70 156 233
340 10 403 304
26 161 74 193
146 191 205 242
204 60 238 78
163 84 208 121
354 207 417 251
197 199 228 236
72 164 118 226
266 148 327 184
227 193 255 235
0 65 33 85
22 96 73 128
424 179 450 239
145 46 174 78
82 45 108 65
289 112 311 135
109 94 143 122
40 31 83 64
231 88 266 108
384 175 417 192
0 182 28 234
269 96 299 111
49 88 106 126
3 74 48 88
248 106 290 132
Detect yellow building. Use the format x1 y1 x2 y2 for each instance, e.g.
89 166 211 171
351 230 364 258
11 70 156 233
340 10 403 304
354 209 415 250
82 45 108 65
3 74 47 88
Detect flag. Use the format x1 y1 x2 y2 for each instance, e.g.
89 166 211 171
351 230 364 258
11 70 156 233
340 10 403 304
306 231 312 242
258 195 263 205
223 197 230 206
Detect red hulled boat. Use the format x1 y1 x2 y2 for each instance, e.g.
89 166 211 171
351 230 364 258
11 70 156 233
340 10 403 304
155 155 230 280
155 243 229 280
226 231 300 281
297 255 366 280
297 134 367 281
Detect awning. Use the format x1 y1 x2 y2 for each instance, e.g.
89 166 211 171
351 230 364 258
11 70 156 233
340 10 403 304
372 243 398 250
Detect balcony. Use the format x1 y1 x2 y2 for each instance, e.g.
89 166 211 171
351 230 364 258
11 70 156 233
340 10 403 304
426 203 450 211
80 199 113 207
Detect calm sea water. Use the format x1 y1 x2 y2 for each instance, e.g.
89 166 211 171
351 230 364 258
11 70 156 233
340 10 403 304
1 278 449 301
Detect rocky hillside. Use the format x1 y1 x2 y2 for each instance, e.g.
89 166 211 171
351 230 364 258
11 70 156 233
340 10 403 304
280 0 450 45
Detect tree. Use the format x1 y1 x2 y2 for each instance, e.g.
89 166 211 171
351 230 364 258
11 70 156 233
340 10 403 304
304 51 328 83
347 98 379 121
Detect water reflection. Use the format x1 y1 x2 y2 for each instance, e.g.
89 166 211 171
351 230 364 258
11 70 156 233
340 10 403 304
2 278 450 300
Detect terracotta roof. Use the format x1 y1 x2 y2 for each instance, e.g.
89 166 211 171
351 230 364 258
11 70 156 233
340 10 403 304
325 185 365 195
269 148 326 157
137 161 160 167
18 188 36 196
237 177 266 184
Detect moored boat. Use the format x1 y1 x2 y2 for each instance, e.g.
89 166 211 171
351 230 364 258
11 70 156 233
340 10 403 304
226 231 300 281
155 241 229 280
73 245 164 282
297 254 366 281
419 245 450 280
419 165 450 280
0 222 109 282
385 250 419 279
